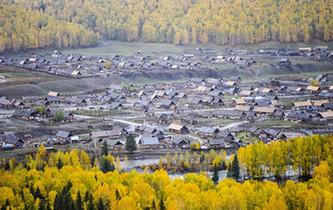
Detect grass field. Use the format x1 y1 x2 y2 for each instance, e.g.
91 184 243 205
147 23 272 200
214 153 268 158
62 40 333 57
2 40 333 97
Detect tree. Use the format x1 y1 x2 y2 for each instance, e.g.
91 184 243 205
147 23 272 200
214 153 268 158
101 140 108 157
54 111 65 122
97 198 105 210
76 191 83 210
228 153 240 180
125 134 137 153
36 106 47 115
212 165 219 184
100 156 115 173
56 158 63 169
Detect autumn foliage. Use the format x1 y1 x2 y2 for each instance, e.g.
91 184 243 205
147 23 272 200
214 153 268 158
1 0 333 53
0 5 99 53
0 135 333 209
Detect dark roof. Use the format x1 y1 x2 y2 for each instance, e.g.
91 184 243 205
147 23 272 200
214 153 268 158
173 138 190 145
264 129 280 137
140 136 159 145
255 98 271 106
0 133 22 145
110 102 123 109
160 100 176 106
13 109 37 117
214 110 244 117
56 131 72 138
45 96 60 102
196 127 219 134
217 131 234 138
209 139 226 146
188 98 203 105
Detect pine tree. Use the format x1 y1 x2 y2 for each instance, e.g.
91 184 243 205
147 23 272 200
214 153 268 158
54 192 63 210
227 153 240 180
1 199 9 210
100 157 115 173
160 197 165 210
84 191 90 203
87 194 94 210
115 189 121 201
97 198 105 210
231 153 240 180
56 158 63 169
35 187 44 199
101 140 108 157
125 134 137 153
212 165 219 184
39 200 48 210
76 191 83 210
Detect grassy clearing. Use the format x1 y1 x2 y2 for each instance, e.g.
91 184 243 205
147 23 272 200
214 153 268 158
61 40 333 57
0 84 46 97
72 109 131 117
236 131 259 144
253 119 296 129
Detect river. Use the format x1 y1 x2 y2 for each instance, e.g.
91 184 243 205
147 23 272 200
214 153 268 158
120 156 229 180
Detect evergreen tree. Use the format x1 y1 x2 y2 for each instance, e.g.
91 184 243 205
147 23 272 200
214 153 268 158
231 153 240 180
160 197 165 210
227 153 240 180
100 157 115 173
125 134 137 153
54 192 63 210
39 200 48 210
101 140 108 157
54 181 74 210
56 158 63 169
84 191 90 203
115 189 121 201
35 187 44 199
97 198 105 210
86 194 94 210
75 191 83 210
212 165 219 184
1 199 10 210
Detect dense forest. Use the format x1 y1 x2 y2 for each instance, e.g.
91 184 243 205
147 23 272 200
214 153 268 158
1 0 333 52
0 5 99 52
0 135 333 209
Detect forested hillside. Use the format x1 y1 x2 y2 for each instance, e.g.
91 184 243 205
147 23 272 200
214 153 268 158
0 5 99 52
1 0 333 52
0 135 333 209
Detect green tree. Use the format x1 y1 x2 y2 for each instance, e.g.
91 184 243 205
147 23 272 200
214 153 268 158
101 140 108 157
75 191 83 210
100 156 115 173
126 134 137 153
227 153 240 180
54 111 65 122
97 198 105 210
36 106 47 115
56 158 63 169
212 165 219 184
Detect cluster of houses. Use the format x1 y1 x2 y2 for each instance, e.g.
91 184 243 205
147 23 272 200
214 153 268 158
1 45 331 79
2 70 333 151
1 44 333 151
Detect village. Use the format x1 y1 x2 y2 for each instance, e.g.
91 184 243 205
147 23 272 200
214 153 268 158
1 43 333 161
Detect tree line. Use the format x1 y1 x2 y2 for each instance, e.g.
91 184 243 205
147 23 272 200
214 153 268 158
237 134 333 180
0 135 333 209
0 5 99 53
2 0 333 49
